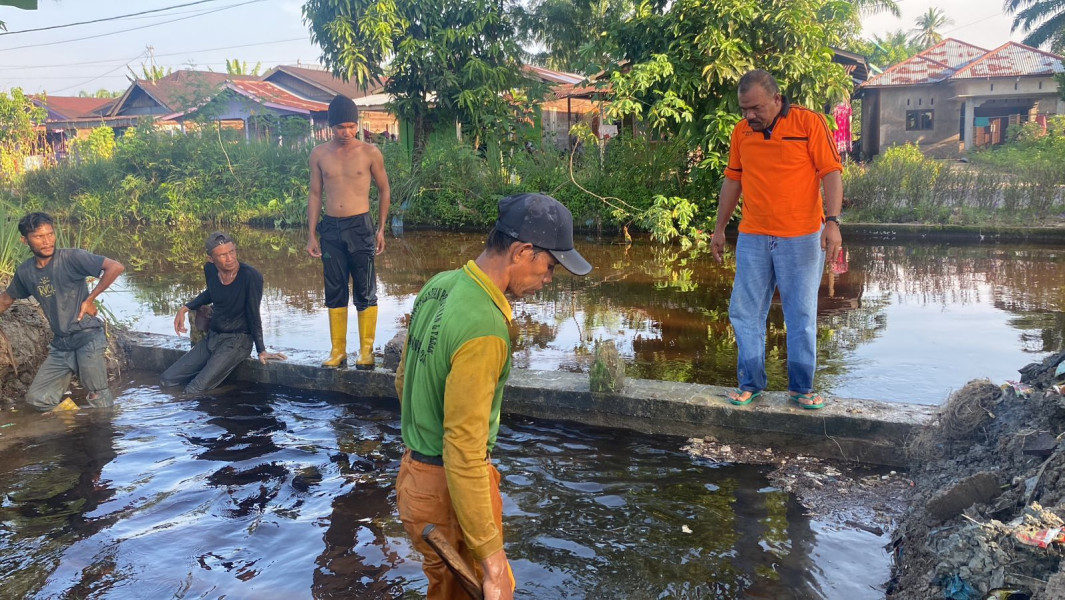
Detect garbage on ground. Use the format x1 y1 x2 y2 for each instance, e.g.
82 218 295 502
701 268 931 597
940 573 978 600
1001 380 1034 399
982 588 1031 600
1014 527 1065 549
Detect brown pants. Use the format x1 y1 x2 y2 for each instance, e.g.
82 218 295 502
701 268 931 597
396 451 504 600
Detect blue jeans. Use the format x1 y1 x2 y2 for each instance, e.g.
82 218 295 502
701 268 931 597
729 230 824 394
26 328 113 411
159 331 253 395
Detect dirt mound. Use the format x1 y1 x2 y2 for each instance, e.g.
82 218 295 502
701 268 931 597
888 352 1065 599
0 299 128 406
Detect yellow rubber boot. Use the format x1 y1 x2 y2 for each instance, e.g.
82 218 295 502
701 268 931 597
355 306 378 371
52 397 79 412
322 307 349 368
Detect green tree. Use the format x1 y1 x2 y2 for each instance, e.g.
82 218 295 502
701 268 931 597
69 126 116 162
849 0 900 17
847 29 922 70
303 0 529 156
224 58 262 76
911 7 953 48
1005 0 1065 51
601 0 852 173
511 0 636 72
78 89 122 98
127 63 172 83
0 87 47 179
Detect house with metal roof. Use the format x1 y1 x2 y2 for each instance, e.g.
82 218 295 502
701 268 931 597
859 39 1064 158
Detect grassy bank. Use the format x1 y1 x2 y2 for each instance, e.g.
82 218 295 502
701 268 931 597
8 123 710 235
844 120 1065 226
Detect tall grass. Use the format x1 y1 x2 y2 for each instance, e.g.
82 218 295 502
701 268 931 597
0 202 28 283
13 122 704 235
843 142 1065 224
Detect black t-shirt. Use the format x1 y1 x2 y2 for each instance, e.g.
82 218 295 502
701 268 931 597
6 248 106 337
185 262 266 354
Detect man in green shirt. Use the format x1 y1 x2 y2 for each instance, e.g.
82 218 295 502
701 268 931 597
394 193 592 600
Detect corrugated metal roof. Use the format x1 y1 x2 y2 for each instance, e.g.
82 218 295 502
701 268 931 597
228 80 329 112
863 38 1064 87
951 42 1065 79
863 38 986 87
919 39 987 69
522 64 585 85
32 95 115 120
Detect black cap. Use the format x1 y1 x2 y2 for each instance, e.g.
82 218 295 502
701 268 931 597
328 94 359 127
205 231 235 253
495 193 592 276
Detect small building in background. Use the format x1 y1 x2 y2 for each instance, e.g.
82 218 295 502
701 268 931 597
859 39 1065 159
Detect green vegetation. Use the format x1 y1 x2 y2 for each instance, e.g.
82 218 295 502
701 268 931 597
844 128 1065 225
7 122 700 234
0 202 27 283
0 87 47 181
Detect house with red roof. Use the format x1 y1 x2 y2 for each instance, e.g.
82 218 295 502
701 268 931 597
859 39 1065 158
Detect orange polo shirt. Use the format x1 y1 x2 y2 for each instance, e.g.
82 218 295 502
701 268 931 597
724 97 842 237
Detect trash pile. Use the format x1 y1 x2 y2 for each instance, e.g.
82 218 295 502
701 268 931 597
887 351 1065 600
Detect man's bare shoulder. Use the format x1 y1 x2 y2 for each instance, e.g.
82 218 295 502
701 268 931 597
310 141 336 159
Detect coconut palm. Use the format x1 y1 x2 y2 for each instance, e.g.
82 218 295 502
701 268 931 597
911 7 954 48
1005 0 1065 50
851 0 901 17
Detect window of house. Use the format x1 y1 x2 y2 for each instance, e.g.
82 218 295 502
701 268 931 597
906 110 934 131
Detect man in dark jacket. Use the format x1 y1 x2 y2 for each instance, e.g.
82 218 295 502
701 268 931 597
160 232 286 394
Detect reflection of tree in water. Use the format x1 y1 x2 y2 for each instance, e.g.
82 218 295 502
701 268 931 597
854 244 1065 352
86 222 1065 383
0 412 119 598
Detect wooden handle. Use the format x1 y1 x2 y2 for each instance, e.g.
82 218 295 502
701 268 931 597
421 524 484 600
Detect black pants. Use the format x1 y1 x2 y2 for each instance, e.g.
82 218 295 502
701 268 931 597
159 331 253 395
318 214 378 311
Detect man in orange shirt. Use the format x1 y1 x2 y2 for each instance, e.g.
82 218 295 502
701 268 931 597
710 69 843 409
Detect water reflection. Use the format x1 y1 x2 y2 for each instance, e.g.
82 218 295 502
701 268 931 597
88 224 1064 403
0 378 889 598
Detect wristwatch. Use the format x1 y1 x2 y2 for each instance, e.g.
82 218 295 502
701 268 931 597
825 216 840 224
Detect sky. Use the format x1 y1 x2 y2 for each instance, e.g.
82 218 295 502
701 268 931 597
0 0 1037 96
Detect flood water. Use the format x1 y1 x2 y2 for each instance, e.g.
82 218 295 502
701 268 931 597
90 225 1064 404
0 376 889 599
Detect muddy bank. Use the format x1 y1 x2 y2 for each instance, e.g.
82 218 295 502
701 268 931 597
0 299 126 407
883 354 1065 600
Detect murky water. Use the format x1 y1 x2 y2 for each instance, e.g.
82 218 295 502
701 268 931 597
90 225 1064 404
0 376 889 599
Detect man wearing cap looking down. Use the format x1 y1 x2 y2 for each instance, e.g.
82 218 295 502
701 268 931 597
394 193 593 600
160 232 286 395
306 94 391 370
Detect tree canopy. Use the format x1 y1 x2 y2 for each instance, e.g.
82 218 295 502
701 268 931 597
303 0 531 153
1005 0 1065 51
600 0 853 172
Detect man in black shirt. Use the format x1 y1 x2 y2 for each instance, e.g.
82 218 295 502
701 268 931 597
160 232 286 394
0 212 125 411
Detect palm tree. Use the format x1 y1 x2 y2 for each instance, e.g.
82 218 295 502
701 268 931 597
851 0 901 18
1005 0 1065 50
911 7 954 48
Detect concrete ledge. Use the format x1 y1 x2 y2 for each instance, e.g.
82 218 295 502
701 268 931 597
123 332 936 467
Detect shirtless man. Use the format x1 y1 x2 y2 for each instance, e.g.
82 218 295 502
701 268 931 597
306 94 391 370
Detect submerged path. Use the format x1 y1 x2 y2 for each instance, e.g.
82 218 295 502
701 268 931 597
125 332 935 467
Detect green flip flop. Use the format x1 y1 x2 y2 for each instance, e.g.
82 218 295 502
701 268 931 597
790 392 826 410
728 388 762 406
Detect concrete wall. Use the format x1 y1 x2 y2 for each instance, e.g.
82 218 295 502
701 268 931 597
124 333 936 467
875 85 961 156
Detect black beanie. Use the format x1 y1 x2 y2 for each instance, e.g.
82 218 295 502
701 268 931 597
328 94 359 127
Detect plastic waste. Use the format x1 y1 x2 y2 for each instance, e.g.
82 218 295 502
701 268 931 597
1014 527 1065 548
1001 380 1034 399
983 588 1030 600
941 573 977 600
